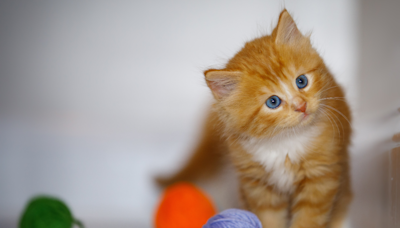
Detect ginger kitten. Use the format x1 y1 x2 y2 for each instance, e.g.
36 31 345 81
158 9 352 228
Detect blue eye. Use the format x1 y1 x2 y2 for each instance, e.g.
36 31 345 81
266 95 281 109
296 74 308 89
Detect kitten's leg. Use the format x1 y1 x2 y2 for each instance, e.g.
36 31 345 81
257 208 289 228
289 174 341 228
241 180 289 228
329 188 352 228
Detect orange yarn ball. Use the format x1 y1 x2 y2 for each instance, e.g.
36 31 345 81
155 182 217 228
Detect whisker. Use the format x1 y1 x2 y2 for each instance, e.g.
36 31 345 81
320 109 337 135
320 104 351 126
319 109 336 143
317 85 340 95
323 107 344 141
315 80 334 94
319 97 346 101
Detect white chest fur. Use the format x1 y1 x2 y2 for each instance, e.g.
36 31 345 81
240 126 320 193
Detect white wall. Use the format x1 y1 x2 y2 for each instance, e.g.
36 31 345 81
0 1 359 227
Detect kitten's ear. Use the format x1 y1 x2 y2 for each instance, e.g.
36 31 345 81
273 9 305 44
204 69 242 100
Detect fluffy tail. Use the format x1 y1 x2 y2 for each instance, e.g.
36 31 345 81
156 110 227 187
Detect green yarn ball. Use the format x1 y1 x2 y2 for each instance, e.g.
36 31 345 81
19 196 83 228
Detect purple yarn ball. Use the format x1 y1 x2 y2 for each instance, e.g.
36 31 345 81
203 209 262 228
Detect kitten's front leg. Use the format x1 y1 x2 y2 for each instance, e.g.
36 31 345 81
290 172 340 228
241 179 289 228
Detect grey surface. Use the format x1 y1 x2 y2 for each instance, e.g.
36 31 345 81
349 1 400 228
0 220 17 228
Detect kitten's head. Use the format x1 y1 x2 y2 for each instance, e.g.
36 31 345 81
205 10 335 138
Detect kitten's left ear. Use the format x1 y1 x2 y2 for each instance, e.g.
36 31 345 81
273 9 305 44
204 69 242 100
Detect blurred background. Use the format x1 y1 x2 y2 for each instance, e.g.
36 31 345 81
0 0 399 227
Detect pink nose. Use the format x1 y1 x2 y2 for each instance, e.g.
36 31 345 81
295 102 307 113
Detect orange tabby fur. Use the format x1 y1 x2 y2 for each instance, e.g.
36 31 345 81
158 10 352 228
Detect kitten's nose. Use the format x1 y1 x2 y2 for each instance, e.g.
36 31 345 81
293 97 307 113
295 103 307 113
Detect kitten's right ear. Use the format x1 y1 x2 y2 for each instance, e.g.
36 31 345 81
204 69 242 100
273 9 305 45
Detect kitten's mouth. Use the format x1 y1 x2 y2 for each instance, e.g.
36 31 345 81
301 112 311 122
